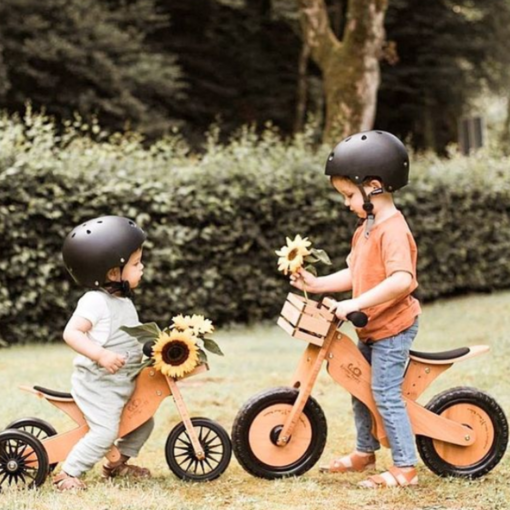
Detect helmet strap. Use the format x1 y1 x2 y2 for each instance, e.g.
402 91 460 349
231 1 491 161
102 265 132 298
103 280 132 298
358 185 384 238
359 185 374 239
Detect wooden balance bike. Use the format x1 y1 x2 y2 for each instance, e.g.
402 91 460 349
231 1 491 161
0 343 232 490
231 293 508 479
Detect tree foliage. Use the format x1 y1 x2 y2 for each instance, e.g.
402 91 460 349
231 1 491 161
0 0 185 137
0 0 510 150
377 0 510 152
152 0 302 142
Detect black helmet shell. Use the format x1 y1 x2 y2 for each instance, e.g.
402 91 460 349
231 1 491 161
62 216 147 288
325 130 409 191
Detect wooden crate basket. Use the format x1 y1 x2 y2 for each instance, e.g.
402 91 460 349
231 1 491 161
277 293 334 346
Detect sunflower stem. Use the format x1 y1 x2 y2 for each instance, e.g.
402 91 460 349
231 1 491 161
303 284 308 301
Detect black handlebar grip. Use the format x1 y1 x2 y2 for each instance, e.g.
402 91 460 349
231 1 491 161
346 311 368 328
142 340 156 358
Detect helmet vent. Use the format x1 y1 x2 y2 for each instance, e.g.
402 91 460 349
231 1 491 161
71 233 76 238
86 230 91 234
345 137 351 142
97 220 103 224
361 135 367 141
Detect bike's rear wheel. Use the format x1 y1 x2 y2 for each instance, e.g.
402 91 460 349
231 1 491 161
232 387 327 479
417 387 508 478
0 429 49 490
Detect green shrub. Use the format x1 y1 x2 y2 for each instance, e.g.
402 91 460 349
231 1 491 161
1 112 510 345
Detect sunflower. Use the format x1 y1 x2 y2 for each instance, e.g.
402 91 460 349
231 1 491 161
152 329 200 378
275 235 312 275
171 314 214 336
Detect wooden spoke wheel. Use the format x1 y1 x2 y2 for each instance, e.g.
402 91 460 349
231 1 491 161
231 387 327 479
417 387 508 478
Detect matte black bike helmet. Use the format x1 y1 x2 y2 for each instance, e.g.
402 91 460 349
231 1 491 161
325 130 409 191
325 130 409 237
62 215 146 289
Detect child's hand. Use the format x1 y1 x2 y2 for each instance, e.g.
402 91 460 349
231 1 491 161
328 298 360 321
290 268 317 292
97 349 126 374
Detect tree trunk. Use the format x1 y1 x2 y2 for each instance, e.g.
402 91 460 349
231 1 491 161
294 39 311 134
297 0 388 145
501 93 510 155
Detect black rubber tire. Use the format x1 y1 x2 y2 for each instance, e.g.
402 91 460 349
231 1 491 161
417 387 508 478
165 417 232 481
5 417 58 472
5 417 57 442
0 429 49 490
231 387 327 479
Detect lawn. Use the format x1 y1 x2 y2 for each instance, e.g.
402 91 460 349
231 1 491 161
0 291 509 510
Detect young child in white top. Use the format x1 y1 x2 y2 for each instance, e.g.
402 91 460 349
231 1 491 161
54 215 154 491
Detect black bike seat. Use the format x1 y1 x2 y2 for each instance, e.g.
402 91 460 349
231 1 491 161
33 386 73 400
409 347 470 361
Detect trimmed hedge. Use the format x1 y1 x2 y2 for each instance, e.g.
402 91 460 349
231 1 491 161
2 113 510 345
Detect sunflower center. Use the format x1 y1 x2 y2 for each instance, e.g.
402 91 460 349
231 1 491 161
288 248 299 261
161 340 190 366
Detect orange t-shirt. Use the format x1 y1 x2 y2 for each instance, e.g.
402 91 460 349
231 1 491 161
347 211 421 342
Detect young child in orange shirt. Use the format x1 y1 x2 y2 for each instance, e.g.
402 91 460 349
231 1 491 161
291 130 421 488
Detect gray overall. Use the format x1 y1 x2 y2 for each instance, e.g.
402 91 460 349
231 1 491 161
62 293 155 477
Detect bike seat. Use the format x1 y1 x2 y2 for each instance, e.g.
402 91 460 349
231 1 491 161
33 386 74 401
409 345 489 364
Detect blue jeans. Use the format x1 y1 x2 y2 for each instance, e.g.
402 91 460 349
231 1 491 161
352 318 419 467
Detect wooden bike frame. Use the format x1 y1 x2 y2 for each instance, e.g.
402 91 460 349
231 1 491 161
20 364 208 465
276 293 484 455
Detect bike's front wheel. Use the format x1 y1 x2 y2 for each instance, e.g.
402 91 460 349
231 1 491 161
231 387 327 479
165 417 232 481
417 387 508 478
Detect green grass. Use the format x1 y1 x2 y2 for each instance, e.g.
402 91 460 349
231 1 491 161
1 291 510 509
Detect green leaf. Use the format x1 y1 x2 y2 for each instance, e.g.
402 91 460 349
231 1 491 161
203 337 224 356
121 322 161 343
303 255 320 263
311 248 332 265
304 264 318 276
130 358 155 381
198 349 208 364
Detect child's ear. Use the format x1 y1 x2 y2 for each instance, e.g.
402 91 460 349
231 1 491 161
106 267 121 282
369 179 383 190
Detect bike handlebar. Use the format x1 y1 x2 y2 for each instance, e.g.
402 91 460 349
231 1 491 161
345 311 369 328
321 297 369 328
143 340 156 357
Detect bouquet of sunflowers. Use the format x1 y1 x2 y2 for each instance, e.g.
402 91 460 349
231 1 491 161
122 314 223 380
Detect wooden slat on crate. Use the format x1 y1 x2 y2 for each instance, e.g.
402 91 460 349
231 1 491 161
298 313 331 337
286 292 308 311
281 300 302 327
277 316 325 347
